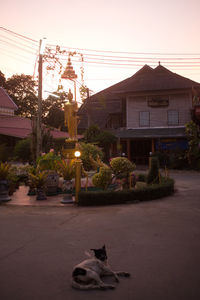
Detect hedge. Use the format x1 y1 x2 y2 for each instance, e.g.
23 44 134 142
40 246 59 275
77 177 174 206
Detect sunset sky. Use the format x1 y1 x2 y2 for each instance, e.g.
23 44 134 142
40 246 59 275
1 0 200 102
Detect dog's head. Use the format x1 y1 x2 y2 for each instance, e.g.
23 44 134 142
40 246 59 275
91 245 107 263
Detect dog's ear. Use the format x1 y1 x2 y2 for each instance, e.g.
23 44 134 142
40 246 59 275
90 248 96 254
103 245 106 250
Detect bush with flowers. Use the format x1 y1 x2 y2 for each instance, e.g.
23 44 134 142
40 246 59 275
37 149 61 171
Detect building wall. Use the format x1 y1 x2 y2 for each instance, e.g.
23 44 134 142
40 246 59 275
127 92 192 128
0 107 14 116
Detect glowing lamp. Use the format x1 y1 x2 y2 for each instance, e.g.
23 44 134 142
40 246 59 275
74 150 81 158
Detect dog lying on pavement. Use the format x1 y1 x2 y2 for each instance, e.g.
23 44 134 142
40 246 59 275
72 245 130 290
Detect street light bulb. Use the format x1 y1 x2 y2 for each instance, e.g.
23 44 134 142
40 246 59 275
74 150 81 158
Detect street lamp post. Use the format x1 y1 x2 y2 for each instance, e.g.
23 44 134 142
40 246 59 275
74 150 81 203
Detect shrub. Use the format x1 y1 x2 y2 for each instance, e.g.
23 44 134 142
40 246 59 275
146 156 159 184
92 166 112 190
0 144 11 162
78 177 174 206
14 139 31 162
110 157 136 179
80 142 103 171
136 173 146 182
37 151 61 171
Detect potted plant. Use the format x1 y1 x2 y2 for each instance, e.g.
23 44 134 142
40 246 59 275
27 166 37 195
0 162 11 202
57 159 75 203
7 172 20 196
37 151 61 196
29 170 47 200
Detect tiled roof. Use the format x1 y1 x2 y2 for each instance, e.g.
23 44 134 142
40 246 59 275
113 64 200 94
0 87 18 110
112 127 186 138
0 115 70 139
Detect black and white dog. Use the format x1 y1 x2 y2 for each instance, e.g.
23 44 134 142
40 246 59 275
72 245 130 290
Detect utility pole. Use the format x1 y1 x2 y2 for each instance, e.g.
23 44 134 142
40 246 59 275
36 38 46 158
87 88 91 127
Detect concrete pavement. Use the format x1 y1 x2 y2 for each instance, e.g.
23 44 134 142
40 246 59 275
0 170 200 300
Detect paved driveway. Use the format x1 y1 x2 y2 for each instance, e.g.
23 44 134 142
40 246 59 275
0 170 200 300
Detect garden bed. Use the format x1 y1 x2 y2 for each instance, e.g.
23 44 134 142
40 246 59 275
77 177 174 206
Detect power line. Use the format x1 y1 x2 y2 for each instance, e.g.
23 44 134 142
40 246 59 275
52 49 200 62
0 34 38 52
0 26 38 44
1 26 200 90
61 58 200 68
1 26 200 67
0 39 37 55
1 26 200 69
0 48 32 64
47 43 200 56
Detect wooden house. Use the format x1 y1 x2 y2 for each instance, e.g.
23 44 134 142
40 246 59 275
78 64 200 164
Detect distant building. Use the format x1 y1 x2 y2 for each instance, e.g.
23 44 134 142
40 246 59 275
0 87 69 147
78 64 200 163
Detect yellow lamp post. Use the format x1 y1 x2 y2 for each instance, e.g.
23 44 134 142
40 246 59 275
74 150 81 203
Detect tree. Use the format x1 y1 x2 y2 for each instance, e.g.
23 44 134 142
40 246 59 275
79 84 89 103
185 121 200 168
97 130 117 160
0 71 6 88
42 91 67 129
83 125 117 161
84 125 101 143
6 74 38 118
43 106 65 129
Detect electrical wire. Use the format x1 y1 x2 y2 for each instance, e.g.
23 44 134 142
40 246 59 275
47 42 200 56
1 26 200 65
51 49 200 62
1 26 200 91
0 39 36 55
0 47 33 63
0 34 38 52
0 26 38 44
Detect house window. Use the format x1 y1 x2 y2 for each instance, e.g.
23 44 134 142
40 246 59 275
139 111 150 127
168 110 179 125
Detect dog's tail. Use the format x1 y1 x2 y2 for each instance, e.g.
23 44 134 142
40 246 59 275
71 278 103 290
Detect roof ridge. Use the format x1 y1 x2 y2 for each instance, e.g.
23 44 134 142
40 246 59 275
0 87 18 110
